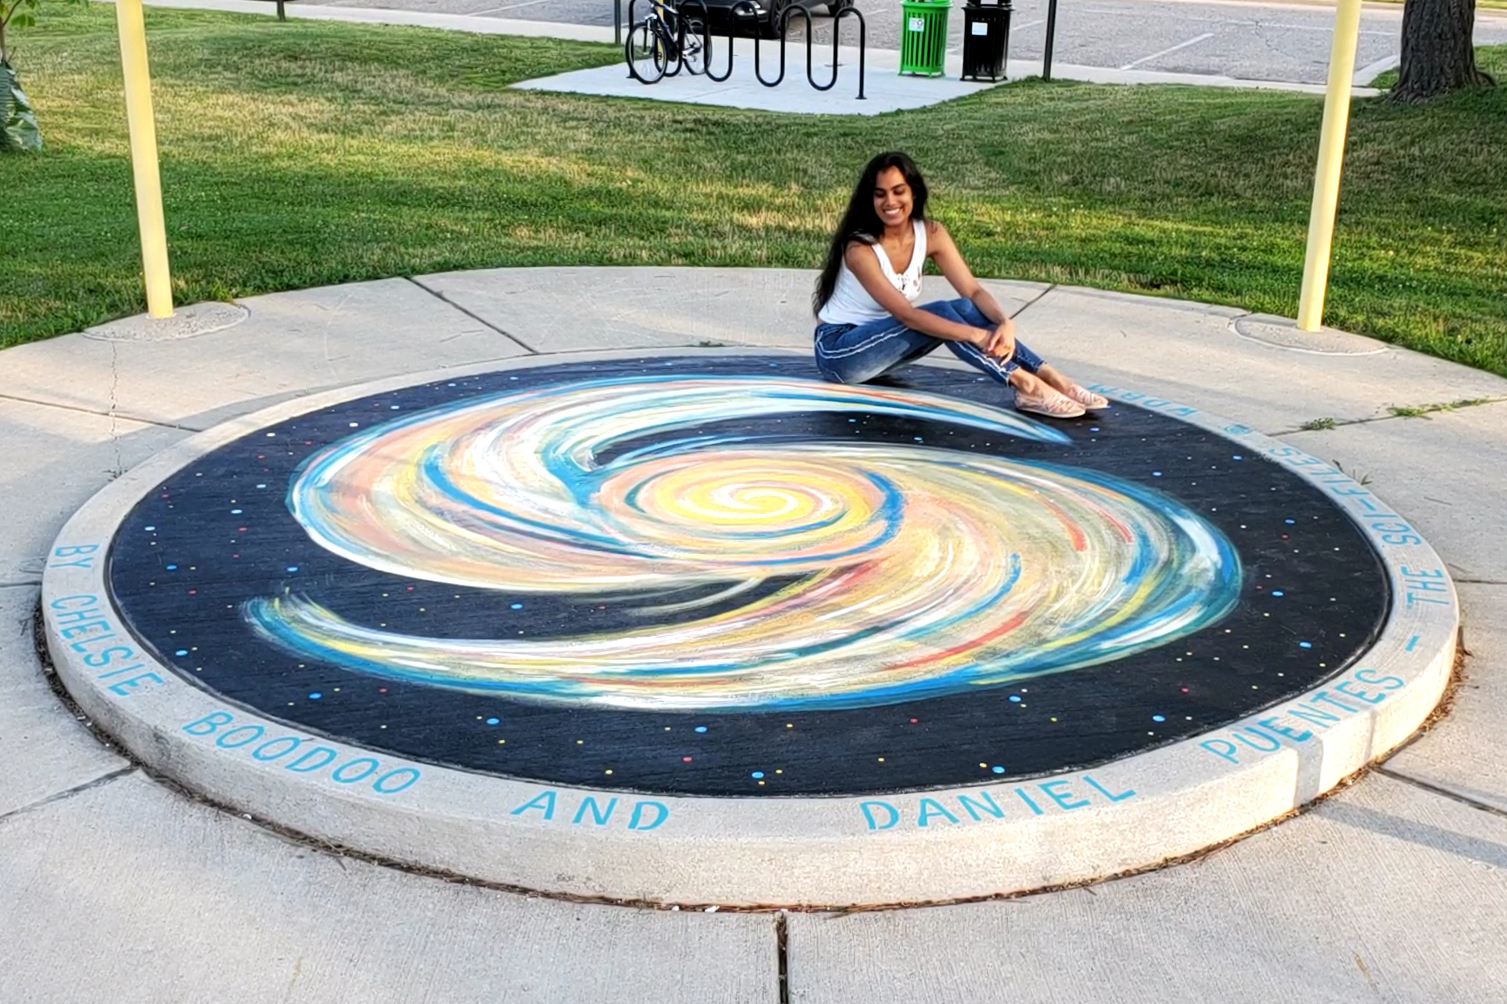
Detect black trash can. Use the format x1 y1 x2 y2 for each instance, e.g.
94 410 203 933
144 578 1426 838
960 0 1011 82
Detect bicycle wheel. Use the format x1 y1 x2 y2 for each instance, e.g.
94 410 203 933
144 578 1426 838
625 19 666 83
651 19 678 78
681 18 708 75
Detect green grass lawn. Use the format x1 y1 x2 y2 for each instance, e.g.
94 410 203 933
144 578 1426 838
5 6 1506 376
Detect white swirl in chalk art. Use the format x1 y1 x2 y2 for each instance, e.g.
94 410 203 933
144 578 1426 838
244 375 1241 710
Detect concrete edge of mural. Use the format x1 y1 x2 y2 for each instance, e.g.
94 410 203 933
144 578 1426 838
40 350 1459 908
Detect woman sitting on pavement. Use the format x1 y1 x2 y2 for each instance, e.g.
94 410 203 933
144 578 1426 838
812 150 1107 419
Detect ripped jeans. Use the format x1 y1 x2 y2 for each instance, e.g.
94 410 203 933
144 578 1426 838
813 297 1044 386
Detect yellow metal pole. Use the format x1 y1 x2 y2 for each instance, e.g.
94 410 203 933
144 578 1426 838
115 0 174 318
1296 0 1364 331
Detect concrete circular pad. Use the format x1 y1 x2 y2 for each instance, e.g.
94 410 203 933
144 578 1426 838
83 301 249 343
1232 315 1390 357
43 350 1457 907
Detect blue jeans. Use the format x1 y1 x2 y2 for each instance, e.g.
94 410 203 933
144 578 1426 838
813 298 1045 386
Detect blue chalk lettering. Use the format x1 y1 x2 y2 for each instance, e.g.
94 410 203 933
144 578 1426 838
107 671 163 696
252 736 302 761
573 796 619 826
1257 716 1313 743
372 768 422 794
1288 706 1343 729
216 725 265 749
70 633 120 655
1335 679 1387 705
1039 780 1090 811
1234 728 1282 752
59 620 111 641
1309 691 1361 714
629 801 669 831
332 758 381 783
183 711 234 735
50 545 99 569
1014 788 1045 815
96 662 149 681
1355 669 1404 691
285 747 338 773
1201 739 1240 764
82 645 135 668
957 791 1005 821
917 798 960 827
861 801 900 830
511 791 558 820
1082 775 1136 802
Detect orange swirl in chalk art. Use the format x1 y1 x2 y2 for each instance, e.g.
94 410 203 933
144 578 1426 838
244 375 1240 710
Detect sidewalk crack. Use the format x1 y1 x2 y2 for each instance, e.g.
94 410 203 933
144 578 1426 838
1279 396 1507 437
776 911 790 1004
1009 282 1058 320
0 766 137 828
109 338 124 477
1373 766 1507 821
0 392 198 432
405 277 537 354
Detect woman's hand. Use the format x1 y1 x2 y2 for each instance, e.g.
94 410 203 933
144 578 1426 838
976 318 1016 362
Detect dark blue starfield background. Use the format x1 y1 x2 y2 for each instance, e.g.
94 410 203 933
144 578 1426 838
107 356 1389 796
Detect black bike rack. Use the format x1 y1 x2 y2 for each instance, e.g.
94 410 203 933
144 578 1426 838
680 0 735 82
629 0 865 99
787 4 866 95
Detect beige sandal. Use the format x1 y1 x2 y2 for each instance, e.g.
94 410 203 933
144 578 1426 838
1014 389 1086 419
1063 384 1110 410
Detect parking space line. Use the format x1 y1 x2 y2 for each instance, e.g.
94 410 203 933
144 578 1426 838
1119 31 1216 69
1082 9 1393 34
471 0 555 13
1093 0 1402 15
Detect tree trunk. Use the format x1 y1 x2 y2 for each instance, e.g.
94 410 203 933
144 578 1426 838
1392 0 1495 102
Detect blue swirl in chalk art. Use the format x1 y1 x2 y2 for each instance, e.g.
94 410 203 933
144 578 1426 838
244 375 1241 711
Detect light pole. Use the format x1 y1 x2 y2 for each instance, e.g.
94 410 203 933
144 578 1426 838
115 0 173 318
1296 0 1363 332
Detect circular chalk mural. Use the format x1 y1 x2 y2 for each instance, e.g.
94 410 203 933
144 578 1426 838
105 356 1388 795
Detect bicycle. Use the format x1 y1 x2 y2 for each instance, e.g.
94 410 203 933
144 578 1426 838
625 0 709 84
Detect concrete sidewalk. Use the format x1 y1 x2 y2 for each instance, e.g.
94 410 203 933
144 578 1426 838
2 267 1506 1002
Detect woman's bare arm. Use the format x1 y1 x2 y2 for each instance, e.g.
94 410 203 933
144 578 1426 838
927 222 1015 360
844 243 993 348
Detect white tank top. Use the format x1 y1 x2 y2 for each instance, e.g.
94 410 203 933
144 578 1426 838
817 220 927 325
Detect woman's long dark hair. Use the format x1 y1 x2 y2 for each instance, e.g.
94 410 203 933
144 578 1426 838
812 151 930 317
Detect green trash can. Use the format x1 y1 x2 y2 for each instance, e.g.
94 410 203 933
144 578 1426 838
899 0 950 77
